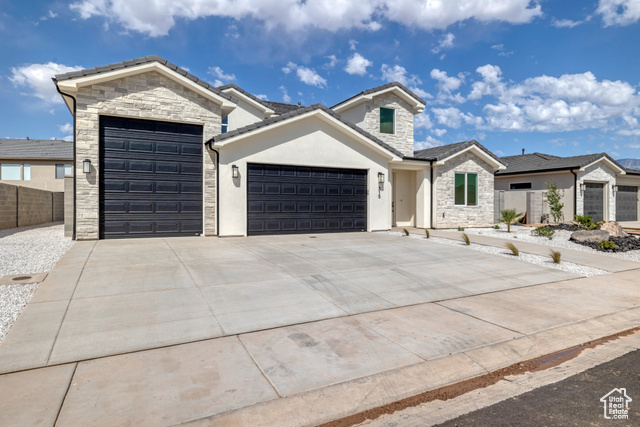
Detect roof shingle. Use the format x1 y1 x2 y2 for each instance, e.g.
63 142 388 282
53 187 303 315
412 140 504 165
496 152 624 175
331 82 427 110
0 139 73 160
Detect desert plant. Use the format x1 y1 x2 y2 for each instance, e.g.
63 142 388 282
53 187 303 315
494 225 501 229
550 250 562 264
573 215 603 230
505 242 519 256
599 240 618 251
500 209 524 233
402 228 409 236
462 233 471 245
425 229 430 238
457 226 465 231
531 226 555 240
545 180 565 224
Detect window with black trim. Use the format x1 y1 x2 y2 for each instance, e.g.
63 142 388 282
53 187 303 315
455 173 478 206
380 108 395 134
510 182 532 190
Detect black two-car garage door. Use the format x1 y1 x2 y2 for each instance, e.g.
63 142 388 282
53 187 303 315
247 164 367 235
617 186 638 221
99 116 203 239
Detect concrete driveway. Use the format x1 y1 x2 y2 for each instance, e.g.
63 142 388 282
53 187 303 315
1 232 639 426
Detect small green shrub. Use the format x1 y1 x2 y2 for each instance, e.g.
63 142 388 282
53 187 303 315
550 250 562 264
531 227 555 240
573 215 603 230
599 240 618 251
425 229 430 238
494 225 501 229
402 228 409 236
505 242 519 256
500 209 524 233
545 180 565 224
462 233 470 245
457 226 465 231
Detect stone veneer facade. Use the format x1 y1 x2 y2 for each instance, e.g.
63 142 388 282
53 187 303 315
576 162 617 220
359 94 415 157
74 70 221 239
434 151 495 228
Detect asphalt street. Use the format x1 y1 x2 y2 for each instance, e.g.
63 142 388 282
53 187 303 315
437 349 640 426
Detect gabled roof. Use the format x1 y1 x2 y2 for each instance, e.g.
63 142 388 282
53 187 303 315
331 82 426 114
54 55 237 115
217 83 275 117
497 152 626 175
412 140 506 170
0 139 73 160
263 101 304 115
208 103 404 159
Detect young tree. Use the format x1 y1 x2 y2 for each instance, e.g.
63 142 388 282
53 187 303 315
500 209 524 233
545 180 565 224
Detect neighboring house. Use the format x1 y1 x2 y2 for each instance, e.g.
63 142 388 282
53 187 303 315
616 168 640 222
495 152 628 223
53 55 505 240
0 139 73 191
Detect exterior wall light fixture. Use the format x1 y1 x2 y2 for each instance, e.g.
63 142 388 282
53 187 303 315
232 164 239 179
83 159 91 174
378 172 385 198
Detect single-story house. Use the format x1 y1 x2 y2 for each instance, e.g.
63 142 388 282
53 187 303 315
0 139 73 191
53 55 505 239
494 151 631 223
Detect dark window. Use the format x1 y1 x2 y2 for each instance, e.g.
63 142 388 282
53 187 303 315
221 116 228 134
510 182 532 190
455 173 478 206
380 108 394 134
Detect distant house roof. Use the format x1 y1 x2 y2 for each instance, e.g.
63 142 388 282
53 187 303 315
263 101 304 115
208 103 405 158
496 152 626 175
625 168 640 176
331 82 426 114
412 140 506 169
0 139 73 160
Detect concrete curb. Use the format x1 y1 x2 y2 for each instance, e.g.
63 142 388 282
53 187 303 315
180 307 640 427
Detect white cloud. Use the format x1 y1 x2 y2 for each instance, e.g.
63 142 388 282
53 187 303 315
9 62 83 104
430 69 463 92
490 43 513 56
280 85 291 103
415 136 444 150
69 0 544 37
381 64 421 87
283 62 327 88
597 0 640 26
432 128 447 137
62 135 74 142
432 107 483 129
410 86 433 99
208 66 236 87
414 112 433 130
349 39 359 50
255 94 268 100
431 32 455 54
344 53 373 76
59 123 73 134
41 10 58 21
324 55 338 69
551 18 585 28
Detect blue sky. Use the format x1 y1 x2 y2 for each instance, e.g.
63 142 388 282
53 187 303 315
2 0 640 160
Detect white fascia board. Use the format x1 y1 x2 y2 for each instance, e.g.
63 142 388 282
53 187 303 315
333 86 425 114
435 145 506 170
213 109 402 161
55 62 237 111
221 87 275 117
580 157 626 175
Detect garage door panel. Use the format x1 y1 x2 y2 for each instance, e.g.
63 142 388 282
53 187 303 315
100 116 203 239
247 163 367 236
617 186 638 221
583 183 604 222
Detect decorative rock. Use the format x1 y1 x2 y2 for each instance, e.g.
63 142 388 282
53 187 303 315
599 221 629 237
570 230 610 243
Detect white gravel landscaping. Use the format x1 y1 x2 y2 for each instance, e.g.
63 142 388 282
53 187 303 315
461 225 640 262
0 222 74 343
387 231 608 277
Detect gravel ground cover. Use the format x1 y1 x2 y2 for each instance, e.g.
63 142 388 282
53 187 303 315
0 222 74 343
387 231 608 277
461 225 640 262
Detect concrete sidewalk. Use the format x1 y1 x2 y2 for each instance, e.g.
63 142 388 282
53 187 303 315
1 233 639 426
401 227 640 273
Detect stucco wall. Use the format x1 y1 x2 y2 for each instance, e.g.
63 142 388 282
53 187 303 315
339 94 415 157
226 98 265 131
576 162 617 221
0 160 70 192
74 70 222 239
495 171 575 222
433 151 495 228
217 115 392 236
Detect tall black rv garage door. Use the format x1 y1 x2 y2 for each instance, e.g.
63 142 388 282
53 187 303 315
247 164 367 235
99 116 203 239
617 186 638 221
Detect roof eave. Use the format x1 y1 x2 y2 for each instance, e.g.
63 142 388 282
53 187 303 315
220 87 275 117
332 86 425 115
580 156 626 175
434 144 506 171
